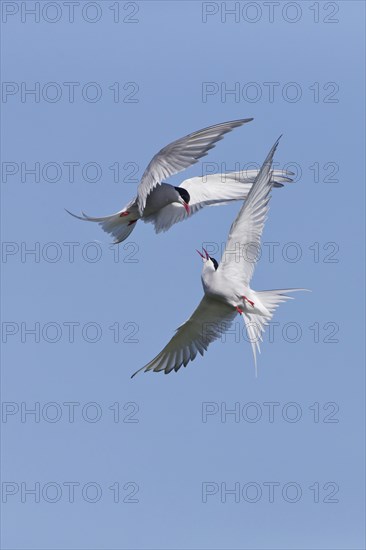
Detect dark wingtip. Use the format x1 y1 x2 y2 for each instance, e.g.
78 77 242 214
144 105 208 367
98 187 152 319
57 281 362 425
131 367 145 379
271 135 283 156
228 117 253 127
65 208 82 220
239 117 254 124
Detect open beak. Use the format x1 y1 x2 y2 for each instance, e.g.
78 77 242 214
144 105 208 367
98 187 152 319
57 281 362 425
196 248 209 260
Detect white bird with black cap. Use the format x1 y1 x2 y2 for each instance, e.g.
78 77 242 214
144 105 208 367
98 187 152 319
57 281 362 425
66 118 294 243
132 136 308 377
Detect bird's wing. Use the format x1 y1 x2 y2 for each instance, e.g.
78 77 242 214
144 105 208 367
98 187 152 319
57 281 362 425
132 296 237 377
136 118 253 215
146 169 293 233
217 137 281 288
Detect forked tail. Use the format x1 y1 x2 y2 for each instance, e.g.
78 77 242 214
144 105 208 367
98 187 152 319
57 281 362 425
66 209 138 244
242 288 309 376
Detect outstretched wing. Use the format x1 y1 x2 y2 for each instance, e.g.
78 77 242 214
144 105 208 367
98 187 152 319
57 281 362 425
132 297 237 377
136 118 253 214
146 169 293 233
217 137 281 288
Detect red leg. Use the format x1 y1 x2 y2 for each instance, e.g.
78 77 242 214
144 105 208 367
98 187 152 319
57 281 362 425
242 295 255 307
119 211 130 217
236 306 243 314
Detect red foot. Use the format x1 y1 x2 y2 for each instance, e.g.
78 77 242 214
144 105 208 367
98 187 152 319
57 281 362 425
119 211 130 217
242 295 255 307
128 220 137 226
236 306 243 315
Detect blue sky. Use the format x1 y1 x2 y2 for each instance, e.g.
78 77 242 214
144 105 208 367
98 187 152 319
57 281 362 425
1 1 365 549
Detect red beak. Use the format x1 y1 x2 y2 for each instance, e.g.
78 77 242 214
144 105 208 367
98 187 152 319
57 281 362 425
183 202 190 215
196 248 209 259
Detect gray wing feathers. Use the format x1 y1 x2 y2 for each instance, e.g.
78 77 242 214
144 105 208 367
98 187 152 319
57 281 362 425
132 297 237 377
218 136 282 286
136 118 253 214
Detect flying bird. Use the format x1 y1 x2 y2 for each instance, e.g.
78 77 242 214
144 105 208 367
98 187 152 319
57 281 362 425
132 136 307 378
66 119 293 243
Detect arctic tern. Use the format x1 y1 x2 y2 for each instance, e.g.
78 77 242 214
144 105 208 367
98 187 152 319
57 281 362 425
132 136 307 377
66 119 294 243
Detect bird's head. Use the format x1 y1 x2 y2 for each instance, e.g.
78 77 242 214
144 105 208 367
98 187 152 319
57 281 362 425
196 248 218 272
174 186 190 214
